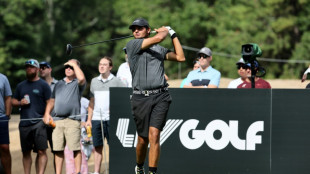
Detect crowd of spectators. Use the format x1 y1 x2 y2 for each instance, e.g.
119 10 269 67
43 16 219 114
0 44 281 174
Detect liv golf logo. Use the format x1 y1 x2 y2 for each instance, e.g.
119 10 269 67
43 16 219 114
116 118 264 151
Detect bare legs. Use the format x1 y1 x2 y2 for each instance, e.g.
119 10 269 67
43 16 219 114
94 146 103 173
136 126 161 167
0 144 11 174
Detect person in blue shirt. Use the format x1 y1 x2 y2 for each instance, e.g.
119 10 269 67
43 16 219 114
183 47 221 88
0 73 12 174
180 61 200 88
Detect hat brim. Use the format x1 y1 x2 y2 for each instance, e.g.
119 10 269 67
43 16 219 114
129 24 149 29
197 52 211 57
25 64 39 68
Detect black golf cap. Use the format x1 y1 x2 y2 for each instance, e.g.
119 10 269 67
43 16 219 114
40 61 51 68
129 18 150 29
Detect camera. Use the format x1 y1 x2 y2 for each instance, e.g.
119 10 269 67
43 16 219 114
241 43 262 63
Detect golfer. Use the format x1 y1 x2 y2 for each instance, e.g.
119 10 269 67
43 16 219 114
126 18 185 174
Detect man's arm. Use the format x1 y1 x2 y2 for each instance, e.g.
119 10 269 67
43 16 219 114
166 37 186 62
86 97 94 128
43 98 55 124
5 96 11 118
141 26 169 50
65 60 86 85
11 97 29 107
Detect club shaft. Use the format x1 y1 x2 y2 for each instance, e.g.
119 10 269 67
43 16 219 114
72 35 133 48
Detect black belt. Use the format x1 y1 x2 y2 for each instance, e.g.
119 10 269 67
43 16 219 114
133 87 168 96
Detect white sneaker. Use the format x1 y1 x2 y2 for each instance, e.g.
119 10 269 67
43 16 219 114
135 165 145 174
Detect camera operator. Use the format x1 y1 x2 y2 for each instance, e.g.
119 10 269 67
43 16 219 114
237 61 271 89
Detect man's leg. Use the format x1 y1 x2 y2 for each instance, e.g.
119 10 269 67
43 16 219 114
35 155 39 174
136 135 149 165
22 150 32 174
55 151 64 174
0 144 11 174
37 149 48 174
73 150 82 174
47 126 56 172
148 127 161 167
94 145 103 173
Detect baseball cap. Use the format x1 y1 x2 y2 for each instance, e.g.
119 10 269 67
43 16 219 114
39 61 51 68
129 18 150 29
236 58 245 65
197 47 212 57
25 59 40 68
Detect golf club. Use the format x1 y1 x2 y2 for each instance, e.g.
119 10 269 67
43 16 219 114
66 35 133 56
66 31 157 55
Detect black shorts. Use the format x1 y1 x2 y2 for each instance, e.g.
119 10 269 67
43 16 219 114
92 120 109 147
0 116 9 144
131 91 172 138
19 121 48 152
46 126 54 153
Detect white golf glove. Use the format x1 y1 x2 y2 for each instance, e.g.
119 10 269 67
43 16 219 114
165 26 176 38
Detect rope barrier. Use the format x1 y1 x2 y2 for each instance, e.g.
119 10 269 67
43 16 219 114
0 114 87 122
181 45 310 64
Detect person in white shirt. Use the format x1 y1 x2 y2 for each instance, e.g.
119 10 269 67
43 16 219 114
227 58 249 88
117 47 132 87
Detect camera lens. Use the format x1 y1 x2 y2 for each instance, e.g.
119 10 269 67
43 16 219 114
245 46 252 53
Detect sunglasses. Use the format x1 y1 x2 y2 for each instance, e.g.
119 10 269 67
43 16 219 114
40 66 48 70
131 26 145 32
25 60 37 66
197 54 209 59
64 65 74 70
237 64 250 70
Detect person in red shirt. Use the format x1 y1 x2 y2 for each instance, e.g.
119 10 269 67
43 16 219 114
237 61 271 89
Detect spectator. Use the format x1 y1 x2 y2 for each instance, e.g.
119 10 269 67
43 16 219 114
180 61 200 88
39 61 58 91
228 58 248 88
65 97 90 174
301 65 310 87
117 47 132 87
39 61 58 173
237 61 271 89
86 56 126 174
0 73 12 174
11 59 51 174
183 47 221 88
43 59 86 174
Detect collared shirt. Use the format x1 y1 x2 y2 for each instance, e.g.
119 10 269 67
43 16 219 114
126 38 170 90
50 78 58 92
97 73 114 83
89 73 126 121
52 78 86 119
184 66 221 87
